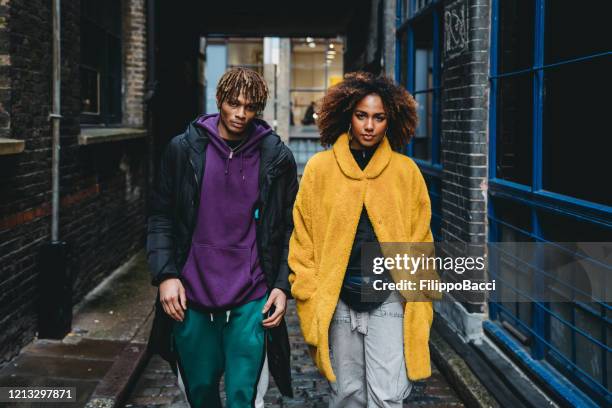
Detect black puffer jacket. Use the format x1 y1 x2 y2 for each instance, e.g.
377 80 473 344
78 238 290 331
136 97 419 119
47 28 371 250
146 116 297 397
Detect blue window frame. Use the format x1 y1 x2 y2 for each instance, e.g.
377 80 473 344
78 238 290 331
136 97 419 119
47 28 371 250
489 0 612 404
396 0 442 239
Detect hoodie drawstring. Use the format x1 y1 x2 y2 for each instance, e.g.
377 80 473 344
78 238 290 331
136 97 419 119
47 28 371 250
240 153 245 181
226 152 246 181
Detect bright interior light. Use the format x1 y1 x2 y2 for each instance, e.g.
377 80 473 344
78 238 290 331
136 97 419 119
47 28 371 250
306 37 314 42
308 42 316 48
329 43 335 49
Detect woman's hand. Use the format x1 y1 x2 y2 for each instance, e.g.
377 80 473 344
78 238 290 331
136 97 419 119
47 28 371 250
159 278 187 321
262 288 287 328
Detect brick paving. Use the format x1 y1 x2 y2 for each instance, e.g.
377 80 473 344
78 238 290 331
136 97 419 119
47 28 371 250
124 302 464 407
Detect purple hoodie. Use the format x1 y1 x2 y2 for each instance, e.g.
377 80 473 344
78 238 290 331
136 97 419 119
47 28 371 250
181 113 272 310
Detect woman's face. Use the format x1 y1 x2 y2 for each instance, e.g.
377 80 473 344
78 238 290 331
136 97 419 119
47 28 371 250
349 93 388 150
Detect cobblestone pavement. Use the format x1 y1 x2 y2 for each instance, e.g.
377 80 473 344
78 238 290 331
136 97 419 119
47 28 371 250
124 302 464 407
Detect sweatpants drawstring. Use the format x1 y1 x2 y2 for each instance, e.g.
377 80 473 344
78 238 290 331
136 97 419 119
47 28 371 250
209 311 231 323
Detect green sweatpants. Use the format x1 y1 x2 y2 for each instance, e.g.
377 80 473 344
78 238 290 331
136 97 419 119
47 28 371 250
172 295 267 408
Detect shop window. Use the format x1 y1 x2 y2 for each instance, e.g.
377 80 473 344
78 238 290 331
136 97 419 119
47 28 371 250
80 0 122 125
489 1 612 402
290 38 343 127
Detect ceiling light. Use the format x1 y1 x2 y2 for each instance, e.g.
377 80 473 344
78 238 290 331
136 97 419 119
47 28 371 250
308 42 316 48
329 43 335 49
306 37 314 43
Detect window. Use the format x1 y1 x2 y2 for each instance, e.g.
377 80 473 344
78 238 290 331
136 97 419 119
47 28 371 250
491 0 611 207
397 1 441 165
80 0 122 125
542 57 609 206
412 15 435 162
489 1 612 403
397 0 442 238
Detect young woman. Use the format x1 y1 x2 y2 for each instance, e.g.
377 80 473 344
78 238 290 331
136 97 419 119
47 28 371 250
288 72 435 407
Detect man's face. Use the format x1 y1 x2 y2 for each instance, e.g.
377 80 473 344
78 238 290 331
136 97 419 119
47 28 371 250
218 93 258 136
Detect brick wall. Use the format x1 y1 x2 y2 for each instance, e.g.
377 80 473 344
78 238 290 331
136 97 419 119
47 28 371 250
439 0 490 313
123 0 146 127
0 0 149 364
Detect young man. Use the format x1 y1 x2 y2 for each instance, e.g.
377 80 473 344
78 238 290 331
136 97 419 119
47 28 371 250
147 67 296 407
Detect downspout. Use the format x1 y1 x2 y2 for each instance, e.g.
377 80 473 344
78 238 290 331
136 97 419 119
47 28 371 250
50 0 61 241
38 0 71 340
144 0 157 201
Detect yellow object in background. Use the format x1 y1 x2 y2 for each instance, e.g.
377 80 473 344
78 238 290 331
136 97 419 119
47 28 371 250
328 75 342 87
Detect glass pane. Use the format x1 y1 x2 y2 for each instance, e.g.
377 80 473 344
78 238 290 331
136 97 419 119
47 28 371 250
81 67 99 114
498 0 534 73
401 0 411 21
491 197 533 239
414 0 433 14
399 30 408 88
575 307 604 386
413 15 433 92
542 57 612 207
227 39 263 69
496 74 533 185
539 211 612 242
81 22 103 68
291 91 324 126
204 44 227 114
412 14 434 162
290 38 343 125
413 90 433 161
545 0 610 64
548 303 573 364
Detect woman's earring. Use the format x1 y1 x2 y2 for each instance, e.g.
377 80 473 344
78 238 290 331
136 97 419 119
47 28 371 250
348 124 353 142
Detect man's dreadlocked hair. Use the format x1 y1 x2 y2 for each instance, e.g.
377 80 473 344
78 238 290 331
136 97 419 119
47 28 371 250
216 67 269 114
317 72 418 151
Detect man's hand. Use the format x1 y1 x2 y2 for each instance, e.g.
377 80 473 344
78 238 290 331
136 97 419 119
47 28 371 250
262 288 287 328
160 278 187 322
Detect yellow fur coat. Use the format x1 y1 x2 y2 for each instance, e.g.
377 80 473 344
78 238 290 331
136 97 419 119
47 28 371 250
288 132 435 382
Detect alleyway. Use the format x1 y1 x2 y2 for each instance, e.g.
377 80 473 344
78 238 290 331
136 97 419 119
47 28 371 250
125 300 465 408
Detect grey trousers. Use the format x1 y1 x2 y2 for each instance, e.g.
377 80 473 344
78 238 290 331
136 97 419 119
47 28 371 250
328 295 412 408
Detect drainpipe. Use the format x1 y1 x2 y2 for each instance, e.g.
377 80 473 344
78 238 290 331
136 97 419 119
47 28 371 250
144 0 157 202
38 0 72 339
50 0 61 241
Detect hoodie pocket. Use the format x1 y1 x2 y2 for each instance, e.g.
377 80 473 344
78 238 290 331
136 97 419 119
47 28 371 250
189 243 254 302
